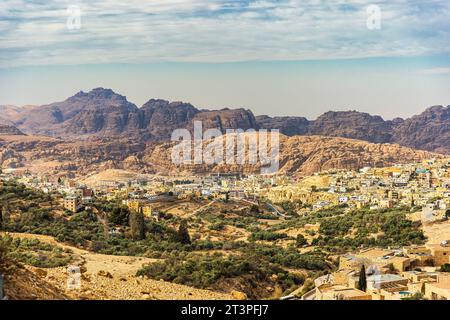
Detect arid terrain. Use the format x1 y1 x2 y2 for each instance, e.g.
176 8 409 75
2 232 233 300
0 132 442 178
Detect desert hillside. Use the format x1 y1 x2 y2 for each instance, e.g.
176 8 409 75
1 232 233 300
0 133 441 177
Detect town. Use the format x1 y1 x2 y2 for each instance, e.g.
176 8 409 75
1 156 450 300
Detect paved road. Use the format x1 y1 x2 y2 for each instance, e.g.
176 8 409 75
265 202 288 218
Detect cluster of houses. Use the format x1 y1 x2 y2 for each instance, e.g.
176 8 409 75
1 170 274 215
303 243 450 300
264 158 450 218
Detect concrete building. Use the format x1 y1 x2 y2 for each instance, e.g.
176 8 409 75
424 274 450 300
63 196 79 213
316 285 372 300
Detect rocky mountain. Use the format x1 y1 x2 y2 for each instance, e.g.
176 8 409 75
193 108 258 132
392 105 450 155
255 115 309 136
2 88 449 154
309 111 395 143
7 88 257 140
257 111 397 144
140 99 200 140
13 88 141 137
0 105 27 125
257 107 450 154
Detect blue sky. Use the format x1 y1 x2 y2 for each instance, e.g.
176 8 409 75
0 0 449 118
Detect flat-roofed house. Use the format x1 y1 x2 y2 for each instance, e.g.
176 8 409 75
427 243 450 266
425 274 450 300
316 285 372 300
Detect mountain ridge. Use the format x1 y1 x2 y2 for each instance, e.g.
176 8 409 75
2 88 450 153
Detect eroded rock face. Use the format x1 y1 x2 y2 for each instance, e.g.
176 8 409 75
392 105 450 154
0 105 26 126
257 111 394 144
2 88 449 154
142 134 440 177
256 115 310 136
8 89 259 141
309 111 394 144
16 88 141 137
140 99 200 140
1 133 439 177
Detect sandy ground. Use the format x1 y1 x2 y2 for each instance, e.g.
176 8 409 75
3 232 233 300
422 220 450 244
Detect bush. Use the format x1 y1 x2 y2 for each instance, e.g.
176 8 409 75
440 264 450 272
137 253 303 298
0 236 73 268
296 234 308 247
250 231 288 241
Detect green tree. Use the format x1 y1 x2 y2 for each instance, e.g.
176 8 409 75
129 211 145 240
177 221 191 244
0 236 12 273
296 234 308 247
109 206 130 225
358 265 367 292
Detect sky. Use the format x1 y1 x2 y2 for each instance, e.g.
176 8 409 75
0 0 449 119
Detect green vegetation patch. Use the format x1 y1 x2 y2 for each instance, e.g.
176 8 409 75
0 235 73 268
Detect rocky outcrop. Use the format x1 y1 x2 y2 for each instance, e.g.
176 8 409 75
0 124 25 136
256 115 309 136
309 111 394 143
192 108 258 132
0 132 441 176
142 134 440 177
140 99 200 140
257 111 395 144
392 105 450 154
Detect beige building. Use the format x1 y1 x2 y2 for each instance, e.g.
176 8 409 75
404 243 450 267
123 199 154 218
63 196 79 213
427 244 450 266
316 285 372 300
424 274 450 300
339 248 412 273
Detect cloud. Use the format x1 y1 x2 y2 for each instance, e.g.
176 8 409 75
0 0 449 67
419 68 450 75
